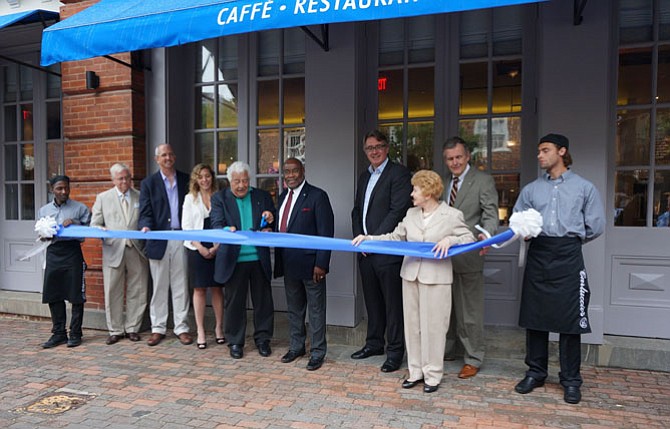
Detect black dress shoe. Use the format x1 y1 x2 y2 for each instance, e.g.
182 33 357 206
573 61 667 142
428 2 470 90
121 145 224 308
381 359 401 373
230 344 244 359
67 336 82 348
564 386 582 404
106 335 122 345
306 356 324 371
126 332 141 342
281 349 306 363
257 342 272 357
514 376 545 394
402 379 423 389
423 384 439 393
42 334 68 349
350 346 384 360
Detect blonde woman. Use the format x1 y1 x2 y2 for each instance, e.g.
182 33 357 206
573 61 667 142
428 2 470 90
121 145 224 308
353 170 475 393
182 164 224 349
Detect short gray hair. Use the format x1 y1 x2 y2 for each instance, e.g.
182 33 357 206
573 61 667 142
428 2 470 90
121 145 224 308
110 163 130 179
154 144 170 157
227 161 250 182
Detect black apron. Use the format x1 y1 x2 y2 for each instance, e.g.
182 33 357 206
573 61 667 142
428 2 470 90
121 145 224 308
42 240 86 304
519 236 591 334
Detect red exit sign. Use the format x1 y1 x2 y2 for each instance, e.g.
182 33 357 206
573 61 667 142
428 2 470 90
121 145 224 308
378 76 387 91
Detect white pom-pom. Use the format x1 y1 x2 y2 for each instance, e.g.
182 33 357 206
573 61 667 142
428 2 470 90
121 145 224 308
34 216 58 239
509 208 543 239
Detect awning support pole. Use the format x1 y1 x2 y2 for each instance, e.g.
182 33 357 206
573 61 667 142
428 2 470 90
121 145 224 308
0 54 61 77
301 24 329 52
574 0 588 25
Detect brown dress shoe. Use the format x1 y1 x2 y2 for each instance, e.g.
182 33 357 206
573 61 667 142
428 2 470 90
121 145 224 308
106 334 122 345
147 333 165 346
458 364 479 379
177 332 193 345
126 332 141 342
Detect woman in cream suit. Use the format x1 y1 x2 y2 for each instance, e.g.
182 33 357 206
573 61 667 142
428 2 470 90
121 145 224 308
182 164 224 349
353 170 474 392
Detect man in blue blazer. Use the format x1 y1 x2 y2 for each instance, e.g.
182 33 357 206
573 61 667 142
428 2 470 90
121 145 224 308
351 130 412 373
274 158 334 371
138 144 192 347
210 161 276 359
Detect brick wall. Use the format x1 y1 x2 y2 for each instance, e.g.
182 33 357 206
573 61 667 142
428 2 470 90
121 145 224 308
60 0 147 310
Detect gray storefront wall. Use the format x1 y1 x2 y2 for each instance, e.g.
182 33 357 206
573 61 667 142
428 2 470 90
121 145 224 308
3 1 669 358
146 1 624 343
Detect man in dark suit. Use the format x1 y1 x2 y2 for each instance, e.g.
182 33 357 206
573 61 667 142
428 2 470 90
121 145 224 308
443 137 499 378
274 158 334 371
210 161 276 359
351 129 412 372
139 144 192 347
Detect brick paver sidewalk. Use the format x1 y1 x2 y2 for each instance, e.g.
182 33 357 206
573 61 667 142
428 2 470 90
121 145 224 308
0 316 668 428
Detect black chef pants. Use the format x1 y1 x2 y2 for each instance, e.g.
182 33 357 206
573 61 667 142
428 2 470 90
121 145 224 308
524 329 582 388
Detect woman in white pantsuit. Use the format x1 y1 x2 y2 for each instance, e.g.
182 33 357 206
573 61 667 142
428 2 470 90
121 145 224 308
353 170 474 393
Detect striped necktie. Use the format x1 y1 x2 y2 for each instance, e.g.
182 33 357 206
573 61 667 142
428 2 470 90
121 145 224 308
449 176 459 206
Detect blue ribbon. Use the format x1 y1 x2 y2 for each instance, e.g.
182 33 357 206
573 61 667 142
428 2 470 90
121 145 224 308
57 226 516 259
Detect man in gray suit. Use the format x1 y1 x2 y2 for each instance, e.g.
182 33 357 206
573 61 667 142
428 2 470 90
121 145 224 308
91 163 149 345
443 137 499 378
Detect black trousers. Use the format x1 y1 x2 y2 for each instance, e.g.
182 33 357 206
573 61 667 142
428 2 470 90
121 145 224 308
359 255 404 360
525 329 582 387
224 261 274 347
48 301 84 338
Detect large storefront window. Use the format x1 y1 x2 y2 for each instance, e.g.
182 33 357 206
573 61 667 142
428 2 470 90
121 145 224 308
377 16 435 173
194 37 240 182
256 28 305 204
2 63 62 220
458 6 523 224
615 0 670 227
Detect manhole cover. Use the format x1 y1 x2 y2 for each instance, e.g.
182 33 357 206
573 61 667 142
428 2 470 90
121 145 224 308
15 389 96 415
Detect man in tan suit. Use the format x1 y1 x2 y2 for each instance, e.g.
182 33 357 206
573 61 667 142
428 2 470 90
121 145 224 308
91 163 149 345
443 137 499 378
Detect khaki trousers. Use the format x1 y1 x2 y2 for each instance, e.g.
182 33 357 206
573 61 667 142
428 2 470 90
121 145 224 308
103 245 148 335
148 240 190 335
403 279 452 386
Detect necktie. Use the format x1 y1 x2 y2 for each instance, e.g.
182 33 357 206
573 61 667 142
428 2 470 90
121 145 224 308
449 176 459 207
121 195 129 220
279 190 293 232
121 196 131 247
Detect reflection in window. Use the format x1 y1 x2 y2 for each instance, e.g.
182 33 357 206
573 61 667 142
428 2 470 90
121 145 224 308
459 6 524 224
654 170 670 226
615 0 670 226
2 65 59 220
21 104 33 141
256 28 305 204
47 142 64 179
614 170 648 226
378 16 435 173
194 37 240 177
494 174 520 225
657 109 670 165
618 48 652 105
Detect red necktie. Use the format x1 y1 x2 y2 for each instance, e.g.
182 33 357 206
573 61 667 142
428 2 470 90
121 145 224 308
279 190 293 232
449 176 459 206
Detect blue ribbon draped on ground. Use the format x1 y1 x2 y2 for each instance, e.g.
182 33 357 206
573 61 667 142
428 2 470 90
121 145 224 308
57 226 516 259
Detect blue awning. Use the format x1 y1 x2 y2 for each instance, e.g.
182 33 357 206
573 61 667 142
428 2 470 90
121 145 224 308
41 0 545 66
0 9 58 30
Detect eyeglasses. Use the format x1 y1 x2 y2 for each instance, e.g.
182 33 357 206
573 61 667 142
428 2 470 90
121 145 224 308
364 144 388 153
